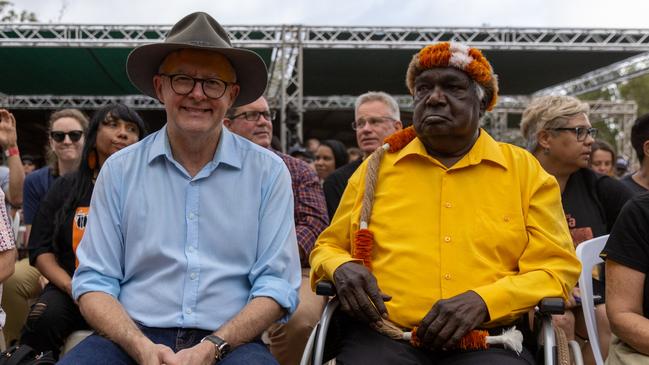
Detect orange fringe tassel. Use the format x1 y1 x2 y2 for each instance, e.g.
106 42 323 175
353 228 374 270
384 126 417 153
409 327 489 351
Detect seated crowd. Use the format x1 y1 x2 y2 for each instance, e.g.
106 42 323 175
0 11 648 365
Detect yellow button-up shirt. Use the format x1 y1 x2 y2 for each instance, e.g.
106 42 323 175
310 130 580 328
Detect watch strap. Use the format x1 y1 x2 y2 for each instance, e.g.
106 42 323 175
200 334 230 360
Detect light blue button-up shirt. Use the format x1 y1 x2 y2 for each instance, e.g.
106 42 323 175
72 126 301 330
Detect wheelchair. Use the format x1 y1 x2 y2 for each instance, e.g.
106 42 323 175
300 281 583 365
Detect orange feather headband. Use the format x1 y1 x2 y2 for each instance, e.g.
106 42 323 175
405 42 499 111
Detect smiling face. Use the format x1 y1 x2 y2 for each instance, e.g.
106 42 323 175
224 97 273 148
50 117 85 165
153 49 240 140
411 67 483 157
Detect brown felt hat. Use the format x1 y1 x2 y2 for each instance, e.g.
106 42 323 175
126 12 267 107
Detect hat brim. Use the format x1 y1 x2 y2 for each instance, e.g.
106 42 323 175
126 43 268 107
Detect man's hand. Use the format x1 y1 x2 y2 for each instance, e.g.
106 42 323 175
566 287 580 309
132 338 175 365
0 109 18 149
416 291 489 350
161 341 215 365
333 262 391 324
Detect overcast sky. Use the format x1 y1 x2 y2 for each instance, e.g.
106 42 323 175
13 0 649 28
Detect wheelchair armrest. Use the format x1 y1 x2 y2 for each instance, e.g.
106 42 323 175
537 297 565 315
315 280 336 296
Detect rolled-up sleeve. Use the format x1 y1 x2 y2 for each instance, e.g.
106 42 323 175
248 165 301 321
72 160 124 300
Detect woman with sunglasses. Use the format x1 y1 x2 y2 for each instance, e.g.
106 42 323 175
20 104 147 359
521 95 633 364
1 108 89 348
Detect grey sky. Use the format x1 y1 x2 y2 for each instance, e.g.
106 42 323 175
14 0 649 28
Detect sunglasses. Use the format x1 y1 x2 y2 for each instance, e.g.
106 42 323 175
50 130 84 143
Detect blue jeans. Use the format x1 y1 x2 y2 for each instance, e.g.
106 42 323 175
58 326 278 365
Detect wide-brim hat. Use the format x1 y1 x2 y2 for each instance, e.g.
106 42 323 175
126 12 268 107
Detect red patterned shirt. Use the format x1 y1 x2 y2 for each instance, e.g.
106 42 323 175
0 189 14 252
273 149 329 267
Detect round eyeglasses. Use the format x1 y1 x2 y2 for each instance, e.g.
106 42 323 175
159 73 231 99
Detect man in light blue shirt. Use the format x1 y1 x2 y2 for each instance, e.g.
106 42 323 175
60 12 300 365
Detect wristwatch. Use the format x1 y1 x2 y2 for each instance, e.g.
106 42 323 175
200 334 231 361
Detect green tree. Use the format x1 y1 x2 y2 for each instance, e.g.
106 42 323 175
0 1 37 22
618 73 649 117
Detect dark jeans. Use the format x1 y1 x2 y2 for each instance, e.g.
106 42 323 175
332 314 535 365
19 283 88 358
58 326 277 365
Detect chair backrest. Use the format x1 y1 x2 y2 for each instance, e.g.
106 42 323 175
575 234 608 365
11 211 19 243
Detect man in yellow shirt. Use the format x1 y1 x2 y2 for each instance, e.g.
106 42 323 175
309 42 581 364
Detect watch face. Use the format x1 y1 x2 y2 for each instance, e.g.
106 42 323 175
218 342 231 356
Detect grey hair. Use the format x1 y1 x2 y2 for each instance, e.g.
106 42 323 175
474 82 485 104
354 91 400 120
520 95 590 152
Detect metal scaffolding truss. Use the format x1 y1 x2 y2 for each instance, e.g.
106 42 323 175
1 93 637 158
4 23 649 50
0 94 161 109
300 27 649 50
534 51 649 96
0 23 286 47
1 22 646 148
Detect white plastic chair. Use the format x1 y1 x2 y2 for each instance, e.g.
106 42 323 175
575 234 609 365
11 211 20 243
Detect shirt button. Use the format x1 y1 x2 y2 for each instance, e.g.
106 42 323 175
186 308 192 314
188 246 195 253
504 216 510 222
444 273 451 280
190 272 197 280
188 213 195 220
444 202 452 208
444 236 451 243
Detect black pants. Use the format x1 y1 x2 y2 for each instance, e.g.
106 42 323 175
19 283 89 358
331 314 535 365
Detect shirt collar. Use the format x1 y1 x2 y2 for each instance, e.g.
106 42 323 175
394 128 508 170
147 125 242 170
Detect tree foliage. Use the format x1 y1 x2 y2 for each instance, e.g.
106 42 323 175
0 1 37 22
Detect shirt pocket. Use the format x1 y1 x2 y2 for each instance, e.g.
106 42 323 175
470 205 527 270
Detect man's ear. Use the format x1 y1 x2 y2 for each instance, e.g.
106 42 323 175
153 75 165 105
223 118 233 129
227 84 241 108
394 120 403 130
643 140 649 160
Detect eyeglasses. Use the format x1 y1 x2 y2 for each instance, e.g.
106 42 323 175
50 130 84 143
548 127 598 141
230 110 276 122
351 116 395 131
159 73 231 99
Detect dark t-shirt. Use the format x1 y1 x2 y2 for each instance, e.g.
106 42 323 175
22 166 57 225
562 168 633 245
621 174 648 195
323 159 363 219
602 192 649 318
28 174 92 276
